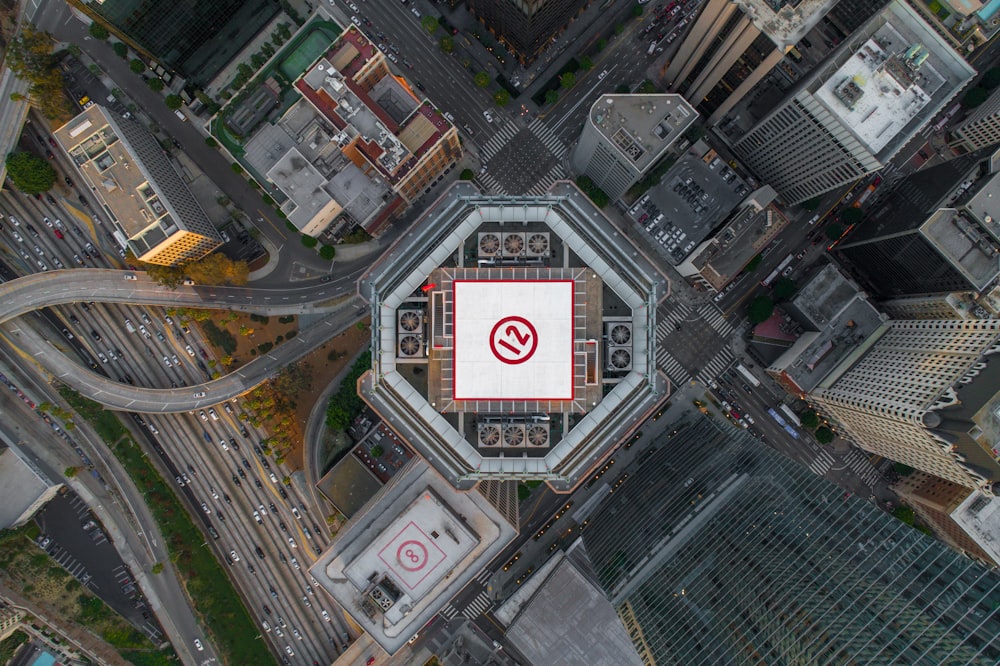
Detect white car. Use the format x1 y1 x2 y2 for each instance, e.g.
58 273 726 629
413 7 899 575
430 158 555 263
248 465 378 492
598 69 609 80
321 610 331 622
193 638 203 651
288 537 297 549
253 511 263 524
201 502 211 514
351 15 360 26
185 345 196 356
258 504 267 516
220 439 229 451
230 550 240 562
483 110 494 123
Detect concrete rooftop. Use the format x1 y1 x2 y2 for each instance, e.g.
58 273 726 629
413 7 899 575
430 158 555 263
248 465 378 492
588 95 695 173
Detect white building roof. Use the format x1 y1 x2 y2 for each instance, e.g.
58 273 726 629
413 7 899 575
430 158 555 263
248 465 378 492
453 280 574 401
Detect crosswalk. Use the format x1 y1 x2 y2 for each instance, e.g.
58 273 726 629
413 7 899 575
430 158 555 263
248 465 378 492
655 347 691 385
523 166 568 196
480 123 522 161
696 303 734 338
439 603 459 622
529 118 568 159
655 303 693 341
694 348 734 386
473 568 492 585
463 589 493 619
843 447 883 488
809 448 836 477
477 171 508 195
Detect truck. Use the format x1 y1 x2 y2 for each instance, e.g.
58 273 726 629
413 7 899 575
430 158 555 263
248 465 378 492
648 41 657 55
735 363 761 387
761 254 794 287
778 404 802 427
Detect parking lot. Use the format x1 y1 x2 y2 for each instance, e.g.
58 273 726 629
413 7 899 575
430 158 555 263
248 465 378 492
34 491 163 641
630 153 749 265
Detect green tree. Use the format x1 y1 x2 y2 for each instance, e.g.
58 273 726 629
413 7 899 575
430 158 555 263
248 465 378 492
574 175 609 207
112 41 128 58
614 23 625 34
637 80 657 94
460 168 474 180
64 466 79 478
4 26 71 119
893 506 915 524
421 15 439 34
597 38 608 51
301 235 318 248
560 72 576 89
815 426 835 444
370 445 384 458
579 56 594 71
88 23 109 40
150 562 164 574
771 277 797 300
840 207 863 225
800 196 821 211
632 3 644 17
962 86 989 109
165 94 183 110
205 137 219 148
494 89 510 106
982 67 1000 90
683 123 705 143
146 78 164 92
545 89 559 105
440 36 454 53
825 222 845 240
319 244 336 260
473 71 490 88
747 295 774 324
800 410 820 429
745 254 763 271
6 152 57 194
128 58 145 74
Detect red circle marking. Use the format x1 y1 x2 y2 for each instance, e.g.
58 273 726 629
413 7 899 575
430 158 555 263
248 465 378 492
396 540 429 571
489 316 538 365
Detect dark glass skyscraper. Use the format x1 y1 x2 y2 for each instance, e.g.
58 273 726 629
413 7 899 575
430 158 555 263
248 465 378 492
466 0 590 65
582 417 1000 665
68 0 280 87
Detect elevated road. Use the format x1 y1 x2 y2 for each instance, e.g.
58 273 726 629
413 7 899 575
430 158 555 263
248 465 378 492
0 269 364 411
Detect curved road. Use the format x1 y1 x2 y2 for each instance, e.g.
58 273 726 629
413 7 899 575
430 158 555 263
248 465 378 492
0 269 365 411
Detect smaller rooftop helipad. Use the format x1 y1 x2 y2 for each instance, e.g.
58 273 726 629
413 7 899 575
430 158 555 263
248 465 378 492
453 280 574 401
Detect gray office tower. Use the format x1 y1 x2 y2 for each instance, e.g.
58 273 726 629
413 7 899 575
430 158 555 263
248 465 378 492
730 0 973 205
581 417 1000 665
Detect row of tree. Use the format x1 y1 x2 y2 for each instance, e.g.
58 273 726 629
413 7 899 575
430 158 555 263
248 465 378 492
5 25 72 120
127 250 249 287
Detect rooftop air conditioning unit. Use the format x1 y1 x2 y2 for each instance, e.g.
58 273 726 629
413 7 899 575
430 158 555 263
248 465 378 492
605 321 633 372
502 232 526 258
477 423 502 447
525 232 550 257
478 232 501 257
503 423 526 447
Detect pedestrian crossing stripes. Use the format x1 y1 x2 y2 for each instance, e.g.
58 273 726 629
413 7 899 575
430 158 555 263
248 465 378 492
480 124 520 160
477 172 508 196
843 447 883 488
696 303 734 338
809 449 836 477
525 167 567 196
694 348 734 386
474 568 492 585
463 589 493 619
655 303 692 340
439 603 459 621
529 118 568 159
655 347 691 385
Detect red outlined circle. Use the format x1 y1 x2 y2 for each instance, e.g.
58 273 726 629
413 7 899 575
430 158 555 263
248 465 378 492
396 540 429 571
489 316 538 365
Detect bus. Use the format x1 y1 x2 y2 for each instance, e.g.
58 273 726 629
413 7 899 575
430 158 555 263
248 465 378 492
735 363 761 387
778 404 801 427
761 254 793 287
767 408 800 439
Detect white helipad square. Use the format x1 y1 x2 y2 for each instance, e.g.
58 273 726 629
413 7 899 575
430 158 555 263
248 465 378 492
453 280 574 401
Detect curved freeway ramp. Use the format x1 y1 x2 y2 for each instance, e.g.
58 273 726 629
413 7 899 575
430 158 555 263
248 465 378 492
0 270 364 412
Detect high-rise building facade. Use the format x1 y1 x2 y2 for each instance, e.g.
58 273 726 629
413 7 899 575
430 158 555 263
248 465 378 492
54 106 223 266
731 0 974 204
572 94 696 201
663 0 838 124
835 147 1000 298
810 319 1000 491
67 0 280 87
581 416 1000 665
466 0 589 65
953 87 1000 151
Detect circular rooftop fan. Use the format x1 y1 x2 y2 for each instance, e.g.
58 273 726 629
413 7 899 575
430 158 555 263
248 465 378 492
399 336 420 356
503 234 524 254
610 324 631 345
399 311 421 332
479 425 500 446
480 234 500 254
503 425 524 447
528 425 549 446
528 234 549 254
610 349 631 369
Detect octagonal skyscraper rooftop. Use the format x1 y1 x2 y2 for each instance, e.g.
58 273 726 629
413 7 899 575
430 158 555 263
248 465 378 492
358 181 669 491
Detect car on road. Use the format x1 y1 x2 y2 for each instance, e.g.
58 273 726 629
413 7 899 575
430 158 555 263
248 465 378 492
288 537 297 548
124 273 137 280
198 410 207 421
208 407 218 420
162 356 172 367
11 231 22 242
321 610 331 622
193 391 206 398
194 639 203 651
483 109 494 123
220 439 229 451
230 550 240 562
253 511 263 524
598 69 609 80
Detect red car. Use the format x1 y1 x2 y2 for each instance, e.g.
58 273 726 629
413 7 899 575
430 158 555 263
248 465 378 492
53 229 64 239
